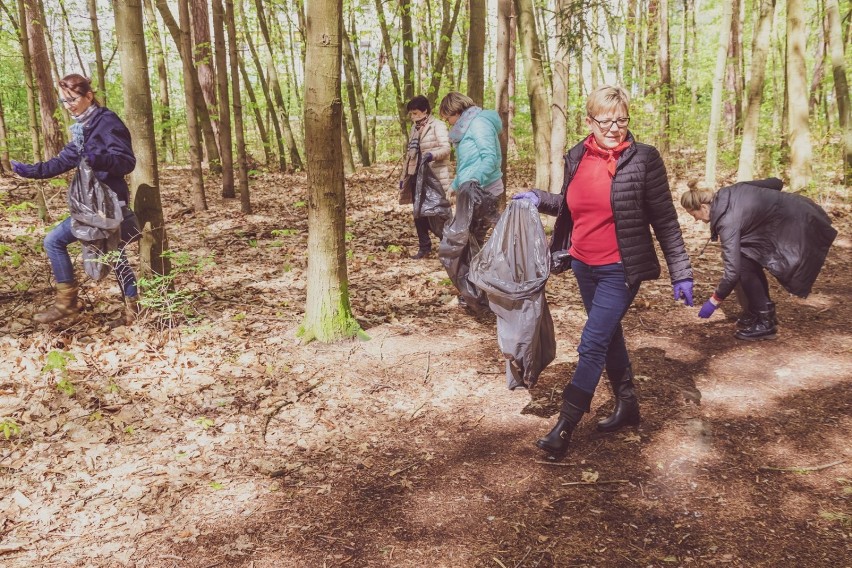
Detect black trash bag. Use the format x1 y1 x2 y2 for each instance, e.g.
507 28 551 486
413 160 451 239
469 198 556 389
438 180 499 314
68 158 122 281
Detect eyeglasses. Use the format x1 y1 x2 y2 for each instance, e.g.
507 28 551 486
589 116 630 130
59 94 82 105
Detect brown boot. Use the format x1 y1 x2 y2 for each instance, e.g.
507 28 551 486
34 282 81 324
110 295 140 328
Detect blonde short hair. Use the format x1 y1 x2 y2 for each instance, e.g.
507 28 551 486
680 188 715 212
439 92 476 118
586 85 630 118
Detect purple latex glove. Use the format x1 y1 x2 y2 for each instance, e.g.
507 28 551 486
673 279 694 306
10 160 26 176
698 299 718 318
512 191 540 207
422 152 433 163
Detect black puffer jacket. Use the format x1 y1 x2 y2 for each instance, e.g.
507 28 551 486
710 178 837 299
533 134 693 287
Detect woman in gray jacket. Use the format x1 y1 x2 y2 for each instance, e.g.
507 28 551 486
681 178 837 340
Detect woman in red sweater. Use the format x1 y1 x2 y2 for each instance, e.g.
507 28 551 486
514 85 693 457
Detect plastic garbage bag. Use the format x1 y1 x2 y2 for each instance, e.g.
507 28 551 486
413 160 451 239
438 180 500 314
469 198 556 389
68 158 122 280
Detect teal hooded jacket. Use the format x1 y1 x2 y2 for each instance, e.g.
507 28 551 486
450 109 503 192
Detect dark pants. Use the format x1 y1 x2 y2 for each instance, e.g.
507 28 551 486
44 209 140 297
414 216 435 252
739 255 770 309
567 260 640 397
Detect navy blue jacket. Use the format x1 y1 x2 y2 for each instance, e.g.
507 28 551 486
16 106 136 203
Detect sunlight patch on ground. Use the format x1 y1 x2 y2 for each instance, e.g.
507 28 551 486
643 419 722 486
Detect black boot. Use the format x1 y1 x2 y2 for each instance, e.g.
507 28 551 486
536 385 592 455
734 304 777 341
597 367 640 432
411 248 431 259
735 312 757 330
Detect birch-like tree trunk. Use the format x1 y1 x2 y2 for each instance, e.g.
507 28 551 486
211 0 234 198
550 3 570 194
114 0 171 277
786 0 812 191
25 0 63 158
224 0 250 213
658 0 671 156
342 30 369 166
515 0 551 191
704 0 733 187
142 0 172 163
299 0 361 343
467 0 485 105
0 96 11 172
826 0 852 181
178 0 207 210
496 0 511 183
88 0 106 103
425 0 463 108
724 0 742 136
238 54 272 167
374 0 407 139
736 0 775 181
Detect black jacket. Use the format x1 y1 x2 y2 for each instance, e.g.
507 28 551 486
533 134 693 287
710 178 837 299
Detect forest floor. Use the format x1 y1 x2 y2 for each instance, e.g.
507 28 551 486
0 161 850 568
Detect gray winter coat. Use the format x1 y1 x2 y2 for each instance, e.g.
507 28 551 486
533 133 693 287
709 178 837 299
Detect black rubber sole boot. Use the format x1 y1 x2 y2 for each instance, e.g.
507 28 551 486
536 385 592 457
597 367 640 432
734 307 777 341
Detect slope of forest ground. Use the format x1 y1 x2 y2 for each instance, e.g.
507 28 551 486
0 161 850 568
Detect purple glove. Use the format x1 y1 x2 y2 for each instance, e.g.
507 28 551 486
512 191 540 207
11 160 26 176
673 279 694 306
423 152 433 163
698 299 718 319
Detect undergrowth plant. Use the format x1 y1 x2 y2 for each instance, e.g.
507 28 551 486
137 250 215 327
43 350 76 395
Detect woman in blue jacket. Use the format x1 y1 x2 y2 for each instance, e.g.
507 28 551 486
12 74 140 326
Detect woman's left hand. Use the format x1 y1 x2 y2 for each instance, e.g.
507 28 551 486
672 279 694 306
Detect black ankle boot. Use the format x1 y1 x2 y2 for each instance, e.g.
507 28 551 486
735 305 777 341
735 312 757 330
536 385 591 455
597 367 640 432
411 248 431 259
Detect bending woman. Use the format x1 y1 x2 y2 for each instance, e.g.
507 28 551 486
513 85 693 457
681 178 837 340
13 74 140 326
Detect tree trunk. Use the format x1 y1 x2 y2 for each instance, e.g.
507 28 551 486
58 0 87 74
807 19 826 118
191 0 220 156
114 0 171 277
88 0 106 104
425 0 463 108
342 31 369 166
178 0 207 210
0 96 11 172
724 0 742 137
25 0 63 159
658 0 671 155
15 0 40 162
624 0 638 93
239 0 287 171
704 0 733 187
496 0 511 183
238 54 273 166
142 0 173 163
826 0 852 181
374 0 407 140
736 0 775 181
514 0 551 191
550 2 570 194
224 0 250 213
341 111 356 176
786 0 812 191
300 0 361 343
401 0 414 101
211 0 234 198
467 0 485 105
255 0 303 170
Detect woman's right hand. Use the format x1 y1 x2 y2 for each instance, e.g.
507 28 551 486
512 191 540 207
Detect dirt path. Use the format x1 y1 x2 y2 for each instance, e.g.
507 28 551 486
0 166 849 567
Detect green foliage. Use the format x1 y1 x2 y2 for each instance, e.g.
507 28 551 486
137 250 215 326
385 244 402 254
0 418 21 440
43 350 76 396
271 228 299 237
195 417 215 430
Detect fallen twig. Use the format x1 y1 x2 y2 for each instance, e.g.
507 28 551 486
422 352 431 384
535 461 573 467
758 459 846 473
261 375 325 443
561 480 629 486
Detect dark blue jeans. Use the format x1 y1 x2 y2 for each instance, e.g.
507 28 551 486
566 260 640 397
44 211 139 297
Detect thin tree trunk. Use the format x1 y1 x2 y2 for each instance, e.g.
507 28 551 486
658 0 671 155
191 0 220 156
225 0 250 213
807 19 826 117
786 0 812 191
178 0 207 210
550 3 570 194
425 0 463 108
467 0 485 105
737 0 775 181
341 110 356 176
255 0 303 170
515 0 551 191
25 0 63 158
374 0 407 140
724 0 742 136
300 0 361 342
342 30 369 166
238 54 272 166
142 0 172 163
88 0 106 104
15 0 40 163
58 0 86 73
826 0 852 181
239 0 286 171
402 0 414 101
114 0 171 277
704 0 733 187
624 0 637 93
0 96 11 172
211 0 234 198
39 0 68 134
496 0 511 184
